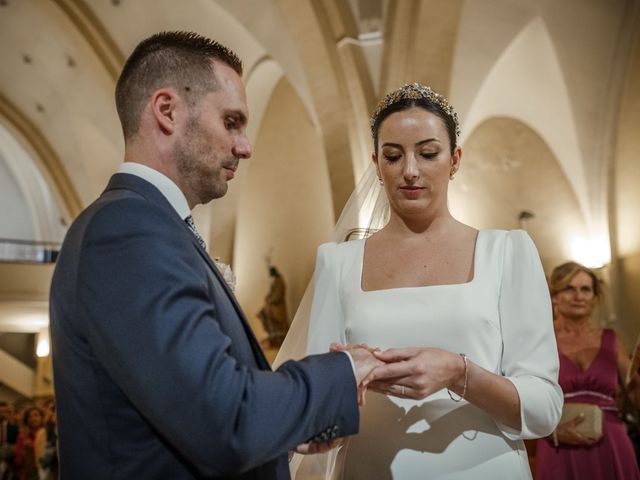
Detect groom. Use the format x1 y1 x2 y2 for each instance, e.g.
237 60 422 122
49 31 379 479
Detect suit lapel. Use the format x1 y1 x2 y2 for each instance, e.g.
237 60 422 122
105 174 271 371
190 240 271 370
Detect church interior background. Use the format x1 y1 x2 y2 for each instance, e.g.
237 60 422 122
0 0 639 416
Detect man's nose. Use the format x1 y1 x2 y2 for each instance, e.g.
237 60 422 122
233 135 252 159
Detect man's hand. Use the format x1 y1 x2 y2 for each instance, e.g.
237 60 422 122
294 438 344 455
331 343 383 384
331 343 384 405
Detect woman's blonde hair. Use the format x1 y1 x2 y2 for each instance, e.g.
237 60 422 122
549 261 604 302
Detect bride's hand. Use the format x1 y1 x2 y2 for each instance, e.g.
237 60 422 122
364 347 465 400
294 438 344 455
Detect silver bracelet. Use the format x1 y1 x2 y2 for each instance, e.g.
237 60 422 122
447 353 468 402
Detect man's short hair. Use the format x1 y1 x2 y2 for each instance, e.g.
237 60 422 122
115 31 243 140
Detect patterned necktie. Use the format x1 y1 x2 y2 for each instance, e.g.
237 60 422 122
185 215 207 251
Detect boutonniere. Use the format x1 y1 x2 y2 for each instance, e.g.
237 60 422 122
213 257 236 292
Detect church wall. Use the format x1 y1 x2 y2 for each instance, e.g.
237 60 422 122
451 117 587 274
614 29 640 349
233 77 334 345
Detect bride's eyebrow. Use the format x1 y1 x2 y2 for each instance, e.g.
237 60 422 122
381 138 441 150
380 142 403 149
416 138 440 147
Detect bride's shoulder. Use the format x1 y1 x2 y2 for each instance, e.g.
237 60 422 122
478 228 532 243
317 239 364 261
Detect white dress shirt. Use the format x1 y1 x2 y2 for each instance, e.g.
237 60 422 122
118 162 190 220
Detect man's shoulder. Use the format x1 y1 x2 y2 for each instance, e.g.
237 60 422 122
78 184 176 234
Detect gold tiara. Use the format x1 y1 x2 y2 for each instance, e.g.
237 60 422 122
370 83 461 137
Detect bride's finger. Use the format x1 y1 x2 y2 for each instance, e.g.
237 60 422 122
369 383 409 398
367 379 403 389
365 360 415 382
363 371 411 389
373 347 415 362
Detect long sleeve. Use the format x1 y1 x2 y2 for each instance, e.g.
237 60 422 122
496 230 563 440
306 243 347 355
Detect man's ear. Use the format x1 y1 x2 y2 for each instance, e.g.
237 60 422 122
150 88 179 135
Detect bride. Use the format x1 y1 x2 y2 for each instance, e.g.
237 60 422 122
278 83 562 479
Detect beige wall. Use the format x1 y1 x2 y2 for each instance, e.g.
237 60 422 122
233 78 335 341
451 117 587 273
615 31 640 349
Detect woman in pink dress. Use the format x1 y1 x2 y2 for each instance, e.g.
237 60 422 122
535 262 640 479
14 406 43 480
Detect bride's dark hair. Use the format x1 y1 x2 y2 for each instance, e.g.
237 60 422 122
370 83 460 155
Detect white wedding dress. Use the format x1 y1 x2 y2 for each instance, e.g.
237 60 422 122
303 229 562 480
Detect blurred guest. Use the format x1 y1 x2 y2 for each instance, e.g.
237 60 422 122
535 262 640 479
0 401 18 480
618 384 640 466
626 331 640 466
14 407 43 480
34 401 57 480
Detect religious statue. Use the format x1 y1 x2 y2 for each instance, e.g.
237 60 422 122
257 266 289 348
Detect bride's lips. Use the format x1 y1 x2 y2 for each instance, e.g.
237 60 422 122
399 185 424 198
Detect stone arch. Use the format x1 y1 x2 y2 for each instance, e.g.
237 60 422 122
461 17 590 231
233 77 335 340
380 0 463 96
0 95 80 224
51 0 124 81
277 0 379 216
613 13 640 344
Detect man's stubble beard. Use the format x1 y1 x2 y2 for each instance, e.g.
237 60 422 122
174 116 228 205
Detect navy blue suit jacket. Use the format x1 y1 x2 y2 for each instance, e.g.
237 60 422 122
50 173 358 479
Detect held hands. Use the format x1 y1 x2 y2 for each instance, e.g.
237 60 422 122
296 345 466 456
293 344 381 455
332 345 466 401
367 347 465 400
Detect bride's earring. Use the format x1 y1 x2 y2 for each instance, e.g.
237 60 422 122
449 170 456 180
378 178 384 186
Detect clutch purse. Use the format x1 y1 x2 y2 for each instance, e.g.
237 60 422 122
560 402 603 440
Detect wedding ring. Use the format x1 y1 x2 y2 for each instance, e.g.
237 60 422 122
401 385 405 395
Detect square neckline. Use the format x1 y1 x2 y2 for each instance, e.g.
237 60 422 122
359 229 483 293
